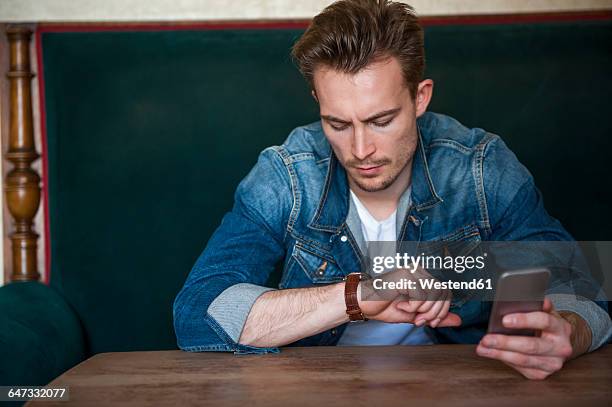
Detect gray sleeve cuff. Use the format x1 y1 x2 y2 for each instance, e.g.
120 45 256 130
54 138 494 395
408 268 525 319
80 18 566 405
548 293 612 352
207 283 276 343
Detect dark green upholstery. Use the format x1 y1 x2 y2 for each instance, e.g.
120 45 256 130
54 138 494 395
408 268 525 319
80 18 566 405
424 22 612 240
1 18 609 385
41 29 318 355
0 282 85 386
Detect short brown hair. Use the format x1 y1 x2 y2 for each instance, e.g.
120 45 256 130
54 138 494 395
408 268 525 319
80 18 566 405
291 0 425 99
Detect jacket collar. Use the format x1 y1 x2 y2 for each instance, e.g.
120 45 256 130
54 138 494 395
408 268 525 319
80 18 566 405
308 122 442 233
410 124 444 211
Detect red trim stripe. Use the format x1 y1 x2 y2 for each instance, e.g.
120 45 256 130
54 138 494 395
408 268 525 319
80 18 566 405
36 11 612 34
421 10 612 25
35 10 612 283
37 21 311 33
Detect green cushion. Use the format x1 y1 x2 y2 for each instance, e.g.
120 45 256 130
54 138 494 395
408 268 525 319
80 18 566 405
0 282 85 386
38 20 611 354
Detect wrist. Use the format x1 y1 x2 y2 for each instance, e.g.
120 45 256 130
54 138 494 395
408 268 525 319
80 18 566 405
327 282 349 324
344 273 368 321
558 311 592 358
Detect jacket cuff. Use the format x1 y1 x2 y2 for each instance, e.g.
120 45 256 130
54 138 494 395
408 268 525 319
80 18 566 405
548 293 612 352
208 283 276 343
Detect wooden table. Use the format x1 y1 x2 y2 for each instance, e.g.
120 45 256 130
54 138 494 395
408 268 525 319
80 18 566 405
31 345 611 406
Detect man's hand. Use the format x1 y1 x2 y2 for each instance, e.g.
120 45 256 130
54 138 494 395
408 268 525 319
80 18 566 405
359 296 462 328
358 267 462 328
476 298 580 380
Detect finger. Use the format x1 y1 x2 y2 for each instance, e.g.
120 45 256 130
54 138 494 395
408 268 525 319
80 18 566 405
542 297 554 313
429 298 445 323
387 299 417 322
430 296 450 328
476 345 563 372
480 334 553 355
397 300 425 313
438 294 451 321
416 298 445 326
437 311 462 327
415 300 435 314
503 311 556 331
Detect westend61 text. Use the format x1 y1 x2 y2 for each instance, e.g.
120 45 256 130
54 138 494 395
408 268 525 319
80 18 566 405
373 278 493 291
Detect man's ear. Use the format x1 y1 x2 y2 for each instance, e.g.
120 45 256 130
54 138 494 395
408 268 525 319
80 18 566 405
415 79 434 118
311 90 319 103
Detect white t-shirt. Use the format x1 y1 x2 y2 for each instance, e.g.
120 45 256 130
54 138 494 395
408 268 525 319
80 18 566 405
337 188 433 346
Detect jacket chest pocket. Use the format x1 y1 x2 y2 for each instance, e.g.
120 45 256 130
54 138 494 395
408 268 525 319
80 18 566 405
281 242 345 287
418 224 485 308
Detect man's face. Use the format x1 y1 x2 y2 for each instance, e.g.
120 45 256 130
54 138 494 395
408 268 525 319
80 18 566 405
313 57 430 193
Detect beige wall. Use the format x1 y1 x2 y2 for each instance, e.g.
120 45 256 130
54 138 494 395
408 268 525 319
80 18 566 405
0 0 611 22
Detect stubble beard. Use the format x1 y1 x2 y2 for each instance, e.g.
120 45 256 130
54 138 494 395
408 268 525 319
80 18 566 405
348 143 413 193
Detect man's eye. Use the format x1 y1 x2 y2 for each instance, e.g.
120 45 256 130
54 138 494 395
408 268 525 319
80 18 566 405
372 119 393 128
330 123 349 131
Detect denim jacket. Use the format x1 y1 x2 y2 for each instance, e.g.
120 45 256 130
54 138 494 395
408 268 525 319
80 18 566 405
173 112 610 354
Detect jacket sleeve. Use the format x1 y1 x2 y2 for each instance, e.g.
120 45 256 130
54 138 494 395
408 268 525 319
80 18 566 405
482 135 611 351
173 146 292 354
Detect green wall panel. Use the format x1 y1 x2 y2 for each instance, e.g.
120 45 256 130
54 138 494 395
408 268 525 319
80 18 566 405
40 20 611 354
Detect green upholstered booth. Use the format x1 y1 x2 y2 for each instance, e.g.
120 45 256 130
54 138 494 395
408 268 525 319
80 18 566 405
1 17 610 386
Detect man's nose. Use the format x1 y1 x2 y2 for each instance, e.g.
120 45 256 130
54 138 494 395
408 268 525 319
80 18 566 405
352 126 376 161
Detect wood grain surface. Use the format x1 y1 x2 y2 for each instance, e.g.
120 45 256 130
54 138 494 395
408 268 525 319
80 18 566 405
30 345 612 406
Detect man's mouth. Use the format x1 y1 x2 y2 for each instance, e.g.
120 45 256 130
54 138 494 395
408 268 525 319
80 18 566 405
355 164 384 176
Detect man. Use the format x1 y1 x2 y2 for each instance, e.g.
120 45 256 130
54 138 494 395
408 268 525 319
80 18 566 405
173 0 611 379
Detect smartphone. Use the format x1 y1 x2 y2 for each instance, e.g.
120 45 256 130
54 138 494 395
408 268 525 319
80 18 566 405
487 268 550 336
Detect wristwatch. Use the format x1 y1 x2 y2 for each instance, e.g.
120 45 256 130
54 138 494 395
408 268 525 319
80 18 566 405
344 272 368 322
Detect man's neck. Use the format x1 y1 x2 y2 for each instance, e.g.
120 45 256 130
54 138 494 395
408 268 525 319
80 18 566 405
348 160 412 221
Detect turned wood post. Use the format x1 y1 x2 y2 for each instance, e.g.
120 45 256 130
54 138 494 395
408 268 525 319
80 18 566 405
4 26 41 282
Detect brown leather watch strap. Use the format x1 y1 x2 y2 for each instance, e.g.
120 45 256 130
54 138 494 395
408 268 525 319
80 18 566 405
344 272 368 321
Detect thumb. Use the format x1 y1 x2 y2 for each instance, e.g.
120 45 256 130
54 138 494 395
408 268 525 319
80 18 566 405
542 297 554 313
437 312 462 327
